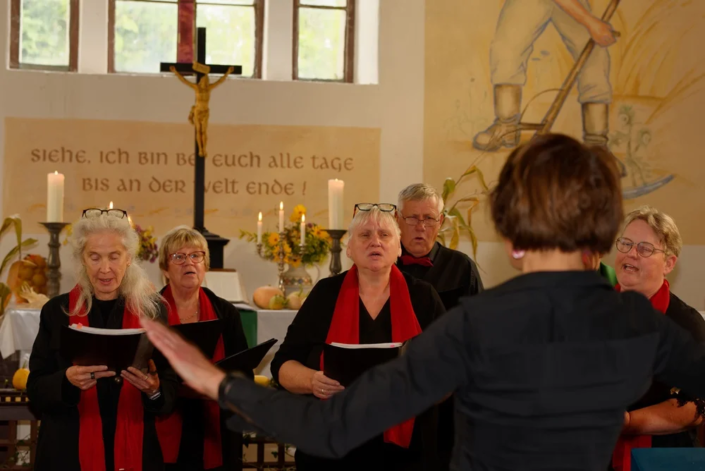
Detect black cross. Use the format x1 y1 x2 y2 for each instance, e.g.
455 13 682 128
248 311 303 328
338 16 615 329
160 27 242 269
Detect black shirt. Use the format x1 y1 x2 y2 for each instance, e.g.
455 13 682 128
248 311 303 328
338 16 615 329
220 271 705 471
270 271 446 470
397 242 483 311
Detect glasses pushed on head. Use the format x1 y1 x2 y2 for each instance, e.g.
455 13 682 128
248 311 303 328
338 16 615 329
615 237 666 258
82 208 128 219
353 203 396 217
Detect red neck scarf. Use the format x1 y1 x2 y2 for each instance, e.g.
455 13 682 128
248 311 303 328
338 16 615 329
156 285 225 469
320 265 422 448
68 285 145 471
611 280 671 471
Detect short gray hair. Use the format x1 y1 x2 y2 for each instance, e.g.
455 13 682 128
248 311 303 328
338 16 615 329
397 183 444 214
623 206 682 257
69 213 161 319
348 206 401 239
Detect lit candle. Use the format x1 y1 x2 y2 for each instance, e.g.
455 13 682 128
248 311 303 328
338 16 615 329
257 212 263 244
108 201 114 209
127 215 134 228
300 214 306 246
328 179 344 229
278 202 284 233
46 171 65 222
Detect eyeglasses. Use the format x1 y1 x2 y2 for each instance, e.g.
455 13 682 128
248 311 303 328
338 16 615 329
615 237 666 258
82 208 128 219
400 216 442 228
353 203 397 216
170 251 206 265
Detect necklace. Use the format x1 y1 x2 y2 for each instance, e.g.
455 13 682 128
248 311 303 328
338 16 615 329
179 305 200 323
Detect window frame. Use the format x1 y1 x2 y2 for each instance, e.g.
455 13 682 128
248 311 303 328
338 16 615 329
9 0 80 71
292 0 356 83
107 0 264 77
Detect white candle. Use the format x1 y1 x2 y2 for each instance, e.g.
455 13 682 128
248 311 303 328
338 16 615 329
46 171 64 222
300 214 306 246
109 201 114 209
328 179 345 229
278 202 284 233
257 212 263 244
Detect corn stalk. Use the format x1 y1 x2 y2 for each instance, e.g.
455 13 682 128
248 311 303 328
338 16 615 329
437 164 490 260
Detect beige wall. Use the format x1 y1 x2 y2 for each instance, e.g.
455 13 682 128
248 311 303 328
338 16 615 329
0 0 425 300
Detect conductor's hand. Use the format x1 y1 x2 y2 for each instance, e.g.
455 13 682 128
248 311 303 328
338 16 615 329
311 371 344 400
66 365 116 390
587 18 617 47
141 318 225 401
121 360 160 397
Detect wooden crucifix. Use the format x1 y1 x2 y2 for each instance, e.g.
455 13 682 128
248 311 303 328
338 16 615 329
160 27 242 269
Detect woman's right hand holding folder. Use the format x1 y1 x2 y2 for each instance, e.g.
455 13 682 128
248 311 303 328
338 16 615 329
66 365 116 390
311 370 344 400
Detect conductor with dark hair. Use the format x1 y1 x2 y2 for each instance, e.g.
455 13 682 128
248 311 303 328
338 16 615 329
142 134 705 471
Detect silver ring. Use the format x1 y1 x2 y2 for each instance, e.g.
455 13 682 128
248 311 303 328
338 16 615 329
144 374 149 381
90 372 95 380
321 388 325 394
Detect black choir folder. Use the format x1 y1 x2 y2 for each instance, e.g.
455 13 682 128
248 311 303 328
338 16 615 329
61 319 225 373
323 342 404 387
216 338 278 373
60 325 153 373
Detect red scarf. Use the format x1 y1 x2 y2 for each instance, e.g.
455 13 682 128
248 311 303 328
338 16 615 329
68 285 145 471
611 280 671 471
156 285 225 469
320 265 422 448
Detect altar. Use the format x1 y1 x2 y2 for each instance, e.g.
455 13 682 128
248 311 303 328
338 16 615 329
0 305 298 379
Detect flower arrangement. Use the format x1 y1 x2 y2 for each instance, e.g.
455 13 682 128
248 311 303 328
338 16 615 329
134 225 158 263
62 221 159 263
239 205 331 268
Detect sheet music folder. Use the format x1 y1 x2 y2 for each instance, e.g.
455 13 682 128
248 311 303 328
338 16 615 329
60 325 153 373
216 338 278 373
323 342 403 387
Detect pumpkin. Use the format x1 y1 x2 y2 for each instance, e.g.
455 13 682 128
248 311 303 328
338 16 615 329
7 254 48 303
286 290 306 310
268 295 286 310
252 286 284 309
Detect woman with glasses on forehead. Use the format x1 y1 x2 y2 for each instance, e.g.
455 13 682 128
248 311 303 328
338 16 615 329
269 203 446 470
155 225 249 471
27 208 179 471
611 206 705 471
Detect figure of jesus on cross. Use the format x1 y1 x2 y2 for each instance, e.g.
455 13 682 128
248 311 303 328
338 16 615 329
169 62 234 158
160 27 242 268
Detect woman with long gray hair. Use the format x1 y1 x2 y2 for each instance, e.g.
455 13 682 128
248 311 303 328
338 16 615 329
28 208 178 471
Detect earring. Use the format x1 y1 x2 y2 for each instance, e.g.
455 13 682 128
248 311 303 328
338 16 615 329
511 249 525 260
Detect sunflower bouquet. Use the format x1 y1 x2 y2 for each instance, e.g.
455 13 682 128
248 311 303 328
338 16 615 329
239 205 331 268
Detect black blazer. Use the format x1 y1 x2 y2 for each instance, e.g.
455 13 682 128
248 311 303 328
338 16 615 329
397 242 483 310
27 294 178 471
629 291 705 448
218 271 705 471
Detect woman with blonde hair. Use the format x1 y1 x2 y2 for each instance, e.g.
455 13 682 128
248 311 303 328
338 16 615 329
155 225 249 471
611 206 705 471
28 208 178 471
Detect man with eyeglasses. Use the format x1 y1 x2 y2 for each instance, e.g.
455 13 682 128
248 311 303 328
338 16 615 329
395 183 483 470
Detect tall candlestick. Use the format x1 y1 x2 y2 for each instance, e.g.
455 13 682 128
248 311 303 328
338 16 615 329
328 179 344 229
300 214 306 246
257 212 263 244
46 171 65 222
278 202 285 233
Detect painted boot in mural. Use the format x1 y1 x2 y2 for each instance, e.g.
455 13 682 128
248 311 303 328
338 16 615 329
473 84 522 152
582 103 627 177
